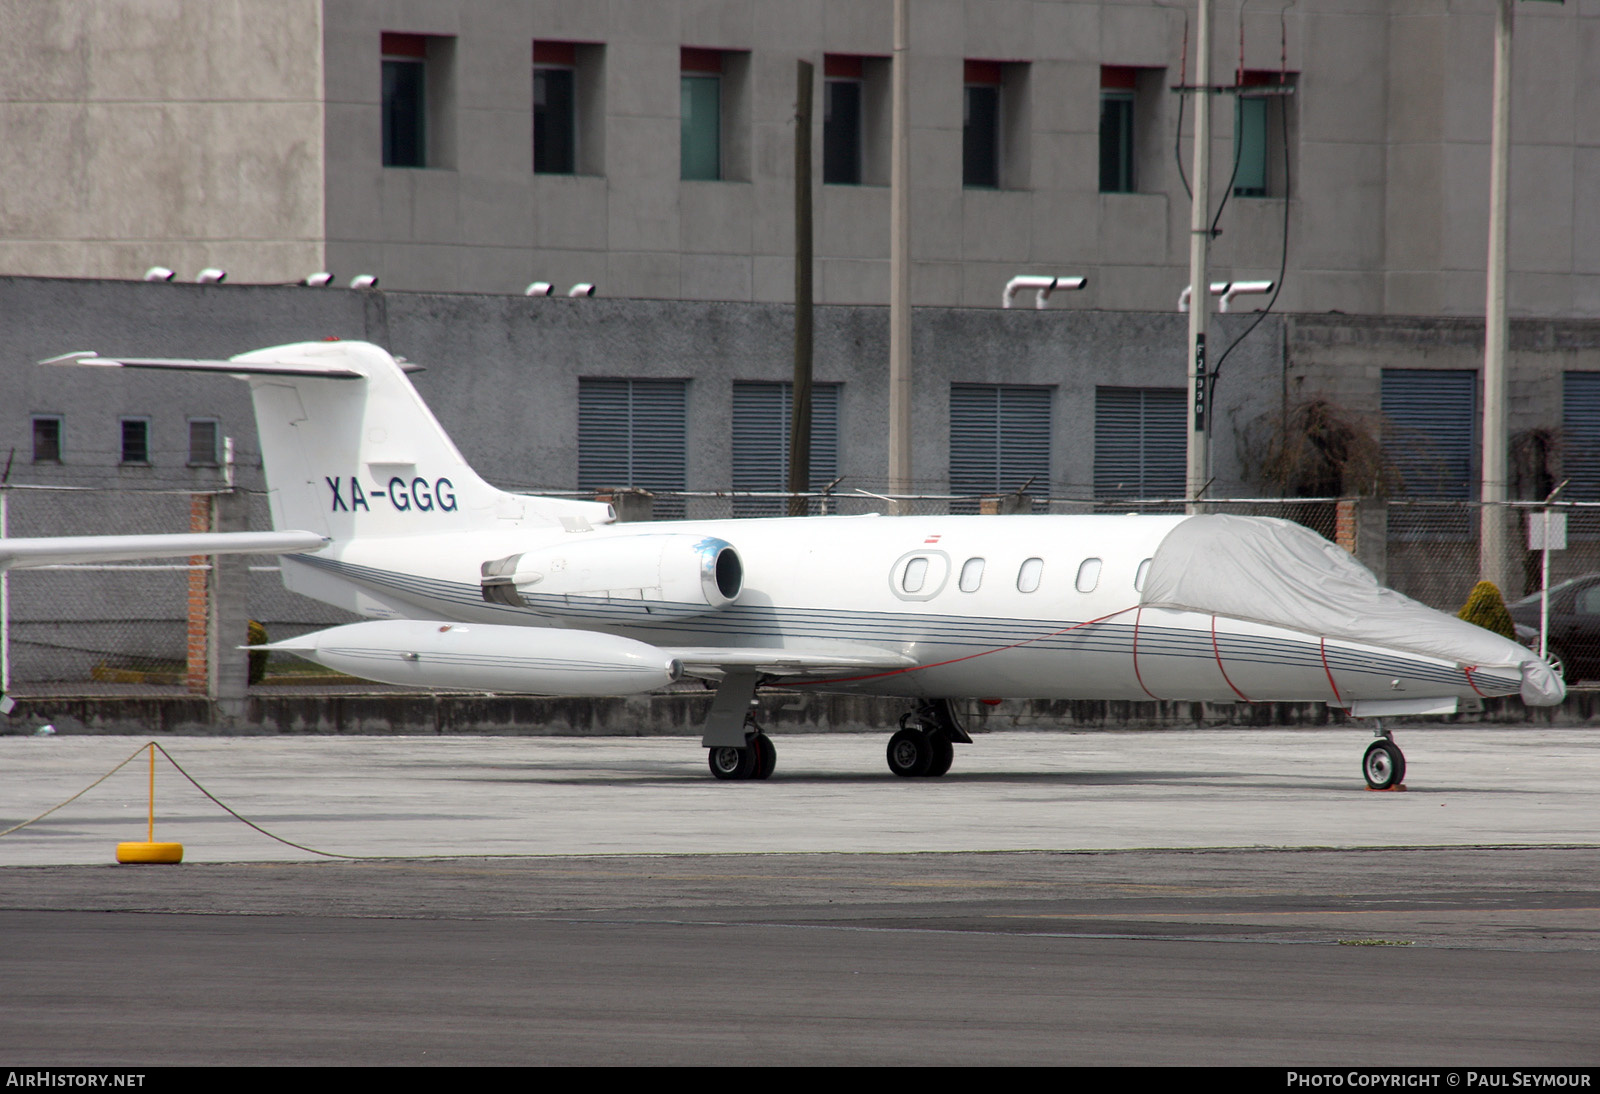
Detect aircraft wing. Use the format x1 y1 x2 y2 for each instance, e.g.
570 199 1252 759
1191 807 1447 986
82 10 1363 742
662 646 916 677
0 530 329 571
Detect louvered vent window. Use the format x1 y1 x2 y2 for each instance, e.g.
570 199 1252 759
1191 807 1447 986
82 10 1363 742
1382 369 1476 539
578 379 688 517
730 382 841 516
1093 387 1184 503
1562 372 1600 537
949 384 1052 511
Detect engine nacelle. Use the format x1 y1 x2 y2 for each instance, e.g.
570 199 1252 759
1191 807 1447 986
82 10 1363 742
480 534 743 621
267 619 681 696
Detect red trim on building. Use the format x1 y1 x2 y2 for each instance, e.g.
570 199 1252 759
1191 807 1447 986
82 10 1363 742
1239 68 1296 87
534 41 577 66
381 33 427 59
964 59 1003 85
1101 65 1138 90
825 54 864 79
681 47 724 74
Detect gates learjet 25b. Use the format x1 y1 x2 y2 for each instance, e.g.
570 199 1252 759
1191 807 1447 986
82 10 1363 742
1 340 1564 787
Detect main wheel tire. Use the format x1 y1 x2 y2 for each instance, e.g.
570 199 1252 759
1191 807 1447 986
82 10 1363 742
925 734 955 777
753 733 777 780
708 744 758 781
887 727 932 777
1362 739 1406 790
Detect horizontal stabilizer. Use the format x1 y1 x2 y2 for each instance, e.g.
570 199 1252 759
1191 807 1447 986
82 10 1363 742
0 530 328 571
43 351 368 379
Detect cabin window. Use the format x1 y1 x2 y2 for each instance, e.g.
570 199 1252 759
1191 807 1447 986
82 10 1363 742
1076 558 1102 593
959 557 985 592
1017 557 1043 593
1134 558 1152 593
902 556 929 593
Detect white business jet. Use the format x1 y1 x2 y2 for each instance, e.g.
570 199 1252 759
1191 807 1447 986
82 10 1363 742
2 341 1563 787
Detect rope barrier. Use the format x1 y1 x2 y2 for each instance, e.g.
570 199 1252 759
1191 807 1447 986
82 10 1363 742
0 739 370 860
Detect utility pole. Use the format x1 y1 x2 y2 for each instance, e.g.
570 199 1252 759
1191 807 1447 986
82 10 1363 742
1184 0 1214 511
887 0 912 514
1481 0 1514 591
789 59 815 518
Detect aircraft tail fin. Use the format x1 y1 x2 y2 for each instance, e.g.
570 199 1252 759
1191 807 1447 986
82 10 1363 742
49 342 612 541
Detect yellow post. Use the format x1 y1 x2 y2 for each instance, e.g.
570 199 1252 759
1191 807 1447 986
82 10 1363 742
116 742 183 864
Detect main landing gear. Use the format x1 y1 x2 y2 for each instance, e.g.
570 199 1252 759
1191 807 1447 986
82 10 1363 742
707 718 777 781
702 672 777 781
886 699 972 778
1362 727 1407 790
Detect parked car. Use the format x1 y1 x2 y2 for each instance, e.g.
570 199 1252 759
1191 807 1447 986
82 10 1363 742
1508 575 1600 684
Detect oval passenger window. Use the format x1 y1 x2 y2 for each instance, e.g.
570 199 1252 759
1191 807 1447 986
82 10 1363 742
902 556 929 593
1017 557 1044 593
1134 558 1152 593
959 557 985 592
1076 557 1102 593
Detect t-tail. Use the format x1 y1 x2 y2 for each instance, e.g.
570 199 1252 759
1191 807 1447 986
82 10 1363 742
49 341 613 544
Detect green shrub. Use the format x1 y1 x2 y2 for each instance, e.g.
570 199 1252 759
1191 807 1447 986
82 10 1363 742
1457 581 1515 641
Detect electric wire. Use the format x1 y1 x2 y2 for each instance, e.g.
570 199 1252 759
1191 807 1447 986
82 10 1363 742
1207 84 1291 402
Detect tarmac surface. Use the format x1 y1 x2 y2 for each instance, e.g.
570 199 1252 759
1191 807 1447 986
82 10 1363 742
2 727 1599 1065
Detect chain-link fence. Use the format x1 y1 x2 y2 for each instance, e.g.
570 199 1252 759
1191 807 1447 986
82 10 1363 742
1 484 356 694
5 483 1596 693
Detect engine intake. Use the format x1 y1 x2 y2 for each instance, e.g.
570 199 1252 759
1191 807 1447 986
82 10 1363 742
481 534 743 621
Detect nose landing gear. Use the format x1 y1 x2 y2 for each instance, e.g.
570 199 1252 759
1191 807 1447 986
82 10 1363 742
1362 728 1407 790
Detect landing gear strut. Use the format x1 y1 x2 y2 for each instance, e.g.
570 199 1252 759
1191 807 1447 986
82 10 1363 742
701 671 779 781
708 720 777 781
1362 727 1407 790
886 699 970 778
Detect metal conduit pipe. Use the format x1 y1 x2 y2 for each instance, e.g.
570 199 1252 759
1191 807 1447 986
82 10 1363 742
1001 275 1087 309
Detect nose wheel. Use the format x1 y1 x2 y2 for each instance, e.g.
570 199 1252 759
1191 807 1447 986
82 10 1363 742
1362 734 1406 790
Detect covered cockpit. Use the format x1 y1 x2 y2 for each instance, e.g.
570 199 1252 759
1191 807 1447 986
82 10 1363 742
1140 514 1564 706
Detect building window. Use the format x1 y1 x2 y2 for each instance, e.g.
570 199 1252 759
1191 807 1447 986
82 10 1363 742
963 60 1029 190
681 48 724 181
1233 72 1295 198
731 382 841 516
1564 372 1600 536
533 42 576 175
532 41 603 176
963 61 1002 189
1094 387 1185 502
1383 369 1476 538
382 34 428 168
579 379 688 517
32 416 62 463
383 33 454 169
950 385 1052 506
824 56 863 185
1099 67 1136 193
120 418 150 465
188 419 220 467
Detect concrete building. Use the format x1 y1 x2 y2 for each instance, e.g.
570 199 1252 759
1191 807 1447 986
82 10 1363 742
3 1 1599 315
